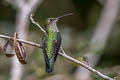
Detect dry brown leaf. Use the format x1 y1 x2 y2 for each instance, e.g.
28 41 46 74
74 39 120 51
14 32 27 64
2 39 14 57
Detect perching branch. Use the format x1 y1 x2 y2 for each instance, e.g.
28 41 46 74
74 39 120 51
30 14 114 80
0 34 42 48
0 34 114 80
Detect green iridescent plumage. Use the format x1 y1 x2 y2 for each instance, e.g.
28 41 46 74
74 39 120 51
42 18 61 73
42 13 72 73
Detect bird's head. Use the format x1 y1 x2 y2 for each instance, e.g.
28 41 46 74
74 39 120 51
46 13 73 25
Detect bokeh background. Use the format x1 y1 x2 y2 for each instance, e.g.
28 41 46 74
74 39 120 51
0 0 120 80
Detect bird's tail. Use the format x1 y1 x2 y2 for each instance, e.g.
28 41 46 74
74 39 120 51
46 59 54 73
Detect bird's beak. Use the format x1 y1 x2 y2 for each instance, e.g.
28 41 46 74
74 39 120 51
56 13 73 20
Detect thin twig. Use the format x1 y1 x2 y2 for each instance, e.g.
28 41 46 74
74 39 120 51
60 47 66 55
0 34 114 80
30 14 46 34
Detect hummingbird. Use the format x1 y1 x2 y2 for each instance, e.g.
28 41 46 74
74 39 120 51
42 13 73 73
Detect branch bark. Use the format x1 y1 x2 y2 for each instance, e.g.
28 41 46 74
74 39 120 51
0 34 114 80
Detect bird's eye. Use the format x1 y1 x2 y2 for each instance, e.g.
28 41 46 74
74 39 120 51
50 19 52 22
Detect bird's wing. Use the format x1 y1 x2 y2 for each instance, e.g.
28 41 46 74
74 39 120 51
42 36 49 66
52 32 61 61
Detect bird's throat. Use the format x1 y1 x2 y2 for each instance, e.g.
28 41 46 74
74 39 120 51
48 23 59 32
